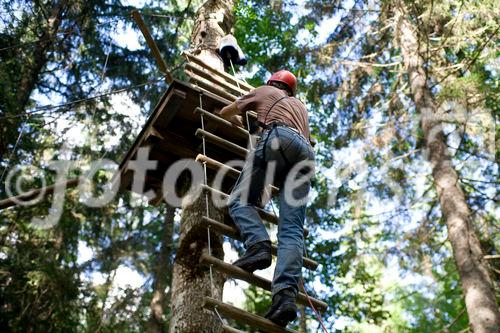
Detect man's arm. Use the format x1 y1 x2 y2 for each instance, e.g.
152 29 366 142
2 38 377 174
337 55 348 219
218 101 243 126
219 101 239 118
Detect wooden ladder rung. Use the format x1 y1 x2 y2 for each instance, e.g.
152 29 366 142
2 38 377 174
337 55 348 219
201 184 276 221
201 216 318 271
186 63 248 97
203 296 299 333
182 51 254 92
194 107 249 138
222 325 246 333
196 153 240 179
200 184 310 237
186 80 233 106
195 153 279 195
200 254 328 312
195 128 248 157
186 70 239 102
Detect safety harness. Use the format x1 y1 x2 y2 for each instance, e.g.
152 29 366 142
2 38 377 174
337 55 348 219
258 94 293 167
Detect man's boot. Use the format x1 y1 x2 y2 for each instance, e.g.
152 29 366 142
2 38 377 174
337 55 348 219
264 288 297 327
233 241 272 273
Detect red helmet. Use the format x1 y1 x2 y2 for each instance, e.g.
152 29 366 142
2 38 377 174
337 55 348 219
267 70 297 95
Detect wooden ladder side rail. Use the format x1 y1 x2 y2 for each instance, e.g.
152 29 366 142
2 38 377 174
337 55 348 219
186 63 248 97
203 297 299 333
0 177 83 210
200 182 311 238
200 254 328 312
186 70 239 102
194 107 248 138
222 325 245 333
201 216 319 271
182 51 254 92
195 128 248 157
195 153 279 196
131 11 173 83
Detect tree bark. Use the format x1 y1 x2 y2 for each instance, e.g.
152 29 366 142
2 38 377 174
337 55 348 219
299 305 307 333
169 1 235 332
169 195 226 333
395 2 500 332
149 205 176 333
189 0 235 72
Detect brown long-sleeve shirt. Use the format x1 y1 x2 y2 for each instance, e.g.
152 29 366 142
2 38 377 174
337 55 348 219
235 85 311 141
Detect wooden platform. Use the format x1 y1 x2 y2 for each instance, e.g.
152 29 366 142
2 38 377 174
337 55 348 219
117 79 246 195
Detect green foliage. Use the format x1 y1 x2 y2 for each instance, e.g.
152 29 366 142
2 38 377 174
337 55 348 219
0 0 497 331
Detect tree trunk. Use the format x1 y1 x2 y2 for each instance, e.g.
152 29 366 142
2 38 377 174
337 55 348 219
169 196 226 333
149 205 176 333
299 305 307 332
395 3 500 332
189 0 235 72
16 0 69 112
169 1 234 332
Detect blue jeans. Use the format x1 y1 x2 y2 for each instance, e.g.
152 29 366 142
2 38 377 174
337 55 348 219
228 125 315 297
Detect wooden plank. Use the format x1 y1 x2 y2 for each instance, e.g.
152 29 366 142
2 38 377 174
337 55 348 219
201 184 310 238
195 128 248 157
201 184 277 221
184 80 233 106
194 107 248 138
196 154 241 179
222 325 246 333
186 63 248 97
201 216 318 271
203 297 299 333
183 51 254 91
0 177 83 210
201 254 327 311
484 255 500 260
131 10 173 83
186 69 239 102
148 128 198 159
203 216 240 239
195 153 279 195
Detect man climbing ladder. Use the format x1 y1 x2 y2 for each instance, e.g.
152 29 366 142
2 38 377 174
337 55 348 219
218 70 315 328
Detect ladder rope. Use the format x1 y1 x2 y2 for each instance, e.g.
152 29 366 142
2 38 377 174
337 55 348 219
0 117 28 185
196 86 224 325
229 58 254 152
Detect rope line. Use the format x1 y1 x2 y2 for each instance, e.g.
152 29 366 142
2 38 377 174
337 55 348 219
0 118 27 184
88 24 116 156
0 9 193 53
299 279 329 333
196 86 224 325
0 17 123 52
0 76 168 121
